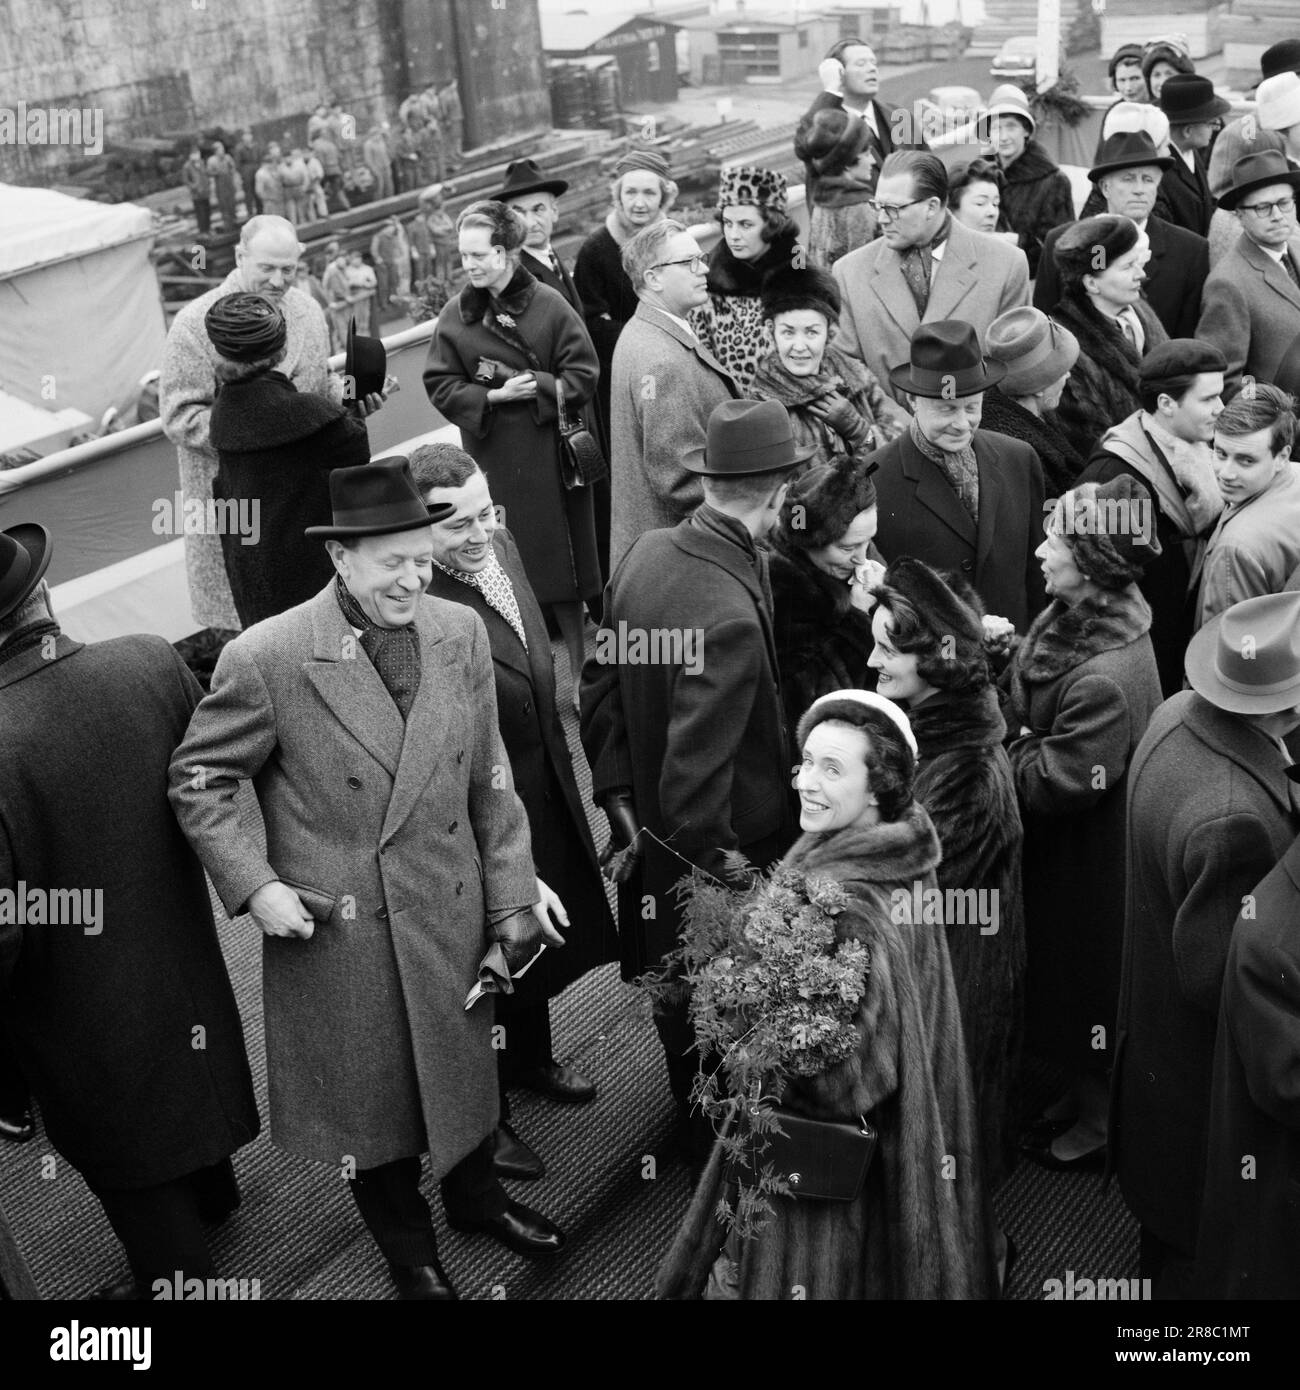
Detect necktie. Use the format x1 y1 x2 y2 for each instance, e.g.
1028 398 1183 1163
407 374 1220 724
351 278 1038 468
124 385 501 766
549 250 562 277
1283 252 1300 290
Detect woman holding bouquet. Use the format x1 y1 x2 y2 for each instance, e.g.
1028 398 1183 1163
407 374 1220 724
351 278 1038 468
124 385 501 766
657 691 996 1300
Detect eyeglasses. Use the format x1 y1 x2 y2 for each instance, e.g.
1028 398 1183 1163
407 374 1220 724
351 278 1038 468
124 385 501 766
652 254 708 272
866 197 927 220
1239 196 1296 219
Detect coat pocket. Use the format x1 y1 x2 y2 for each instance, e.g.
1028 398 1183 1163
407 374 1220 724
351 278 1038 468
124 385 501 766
278 877 339 923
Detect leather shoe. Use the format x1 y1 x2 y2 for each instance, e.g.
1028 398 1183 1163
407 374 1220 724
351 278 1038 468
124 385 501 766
0 1108 35 1144
517 1060 596 1105
493 1121 545 1181
89 1275 146 1300
1021 1134 1106 1172
448 1199 566 1256
388 1259 458 1301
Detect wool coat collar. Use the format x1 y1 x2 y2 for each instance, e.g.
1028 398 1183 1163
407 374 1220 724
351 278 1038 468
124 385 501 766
870 217 981 337
1181 694 1297 819
631 301 739 385
894 426 1006 565
1234 230 1300 315
1013 584 1151 687
0 631 83 691
458 262 539 325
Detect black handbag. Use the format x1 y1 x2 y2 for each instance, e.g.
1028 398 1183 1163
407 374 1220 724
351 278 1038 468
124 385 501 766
555 378 608 490
764 1109 877 1202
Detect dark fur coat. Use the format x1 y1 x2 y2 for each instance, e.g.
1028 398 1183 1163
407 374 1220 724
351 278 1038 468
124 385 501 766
977 386 1086 498
1050 291 1168 460
910 686 1025 1190
1004 585 1162 1072
656 804 996 1300
1000 141 1076 279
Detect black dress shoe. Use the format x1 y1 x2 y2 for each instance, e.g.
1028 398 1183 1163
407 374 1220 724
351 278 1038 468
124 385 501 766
1021 1134 1106 1172
517 1060 596 1105
388 1260 458 1301
448 1199 566 1256
0 1108 35 1144
493 1122 545 1181
89 1275 147 1300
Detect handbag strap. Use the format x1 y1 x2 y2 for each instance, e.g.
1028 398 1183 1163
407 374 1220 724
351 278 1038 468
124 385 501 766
555 377 570 434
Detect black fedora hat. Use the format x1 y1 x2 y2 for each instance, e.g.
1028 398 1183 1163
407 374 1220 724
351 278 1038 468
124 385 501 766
0 522 52 621
889 320 1006 399
492 158 568 202
304 458 433 539
345 317 387 401
1089 130 1175 182
687 399 817 477
1216 149 1300 210
1157 74 1231 127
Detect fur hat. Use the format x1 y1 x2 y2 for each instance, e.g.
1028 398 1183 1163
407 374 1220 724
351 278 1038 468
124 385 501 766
1052 214 1141 293
876 556 988 693
1049 476 1163 589
802 107 873 175
717 165 788 213
778 454 879 551
760 264 841 323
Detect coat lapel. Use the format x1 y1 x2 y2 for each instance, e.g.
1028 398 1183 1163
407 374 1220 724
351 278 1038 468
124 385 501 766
0 633 83 691
1243 233 1300 314
637 302 741 394
972 432 1005 573
899 432 977 546
304 586 404 778
870 249 920 338
925 223 980 321
1186 696 1295 819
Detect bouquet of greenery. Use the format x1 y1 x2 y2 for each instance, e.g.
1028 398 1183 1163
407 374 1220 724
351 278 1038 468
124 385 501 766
651 857 871 1235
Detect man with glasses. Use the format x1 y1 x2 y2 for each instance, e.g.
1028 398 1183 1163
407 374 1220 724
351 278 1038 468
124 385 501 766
1197 152 1300 393
832 150 1029 408
1156 74 1231 236
608 219 741 567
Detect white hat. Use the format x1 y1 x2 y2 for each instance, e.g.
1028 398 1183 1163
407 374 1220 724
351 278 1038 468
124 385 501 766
1256 71 1300 133
803 690 918 757
978 84 1037 139
1101 100 1171 151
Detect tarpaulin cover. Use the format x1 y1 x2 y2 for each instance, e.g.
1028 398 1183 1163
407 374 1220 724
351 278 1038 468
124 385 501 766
0 183 165 422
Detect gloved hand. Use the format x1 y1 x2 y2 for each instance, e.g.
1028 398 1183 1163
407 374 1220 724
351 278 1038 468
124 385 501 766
599 789 643 885
808 391 868 448
491 905 546 976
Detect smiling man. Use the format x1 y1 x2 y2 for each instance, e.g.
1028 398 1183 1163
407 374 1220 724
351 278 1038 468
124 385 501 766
168 457 569 1300
1197 385 1300 626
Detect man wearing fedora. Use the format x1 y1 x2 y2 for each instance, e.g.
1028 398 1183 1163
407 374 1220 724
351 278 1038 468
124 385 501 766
1 523 260 1298
1112 590 1300 1297
493 159 582 315
169 459 568 1300
865 319 1046 633
1197 151 1300 393
833 150 1029 410
581 399 804 1153
1156 74 1232 237
609 218 742 569
1036 132 1209 340
1079 338 1227 696
1196 384 1300 627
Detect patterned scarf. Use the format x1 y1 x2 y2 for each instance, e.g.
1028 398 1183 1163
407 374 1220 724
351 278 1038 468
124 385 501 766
899 212 952 318
335 575 421 721
433 552 527 651
910 417 979 522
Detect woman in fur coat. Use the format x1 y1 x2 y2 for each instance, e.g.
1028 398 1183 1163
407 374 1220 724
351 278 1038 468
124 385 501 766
769 453 883 741
869 559 1025 1196
688 166 802 393
1044 215 1169 458
205 293 371 628
1004 476 1163 1170
657 694 996 1300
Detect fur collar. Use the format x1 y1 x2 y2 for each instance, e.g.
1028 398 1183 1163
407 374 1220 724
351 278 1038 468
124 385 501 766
705 228 801 298
977 387 1084 496
1002 140 1062 186
751 342 872 411
458 262 539 324
784 802 942 886
1050 291 1147 388
814 171 875 207
210 371 343 450
1012 586 1152 687
769 542 854 621
908 685 1006 758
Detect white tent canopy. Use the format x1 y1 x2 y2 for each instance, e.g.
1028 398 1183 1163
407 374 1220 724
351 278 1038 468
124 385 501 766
0 183 165 423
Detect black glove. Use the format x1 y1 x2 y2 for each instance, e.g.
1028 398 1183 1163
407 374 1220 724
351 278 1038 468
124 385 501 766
599 789 643 885
490 907 545 976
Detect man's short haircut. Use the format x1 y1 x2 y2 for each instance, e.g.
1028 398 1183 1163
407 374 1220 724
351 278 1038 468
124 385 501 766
701 466 794 509
240 214 298 250
825 37 875 64
621 219 685 290
409 441 481 495
879 149 948 203
1216 383 1297 455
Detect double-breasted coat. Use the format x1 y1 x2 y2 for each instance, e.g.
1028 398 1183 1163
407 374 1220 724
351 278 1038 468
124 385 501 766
867 427 1047 633
424 528 618 1000
1 634 259 1191
1003 586 1162 1074
424 265 601 605
168 584 538 1178
1111 692 1300 1260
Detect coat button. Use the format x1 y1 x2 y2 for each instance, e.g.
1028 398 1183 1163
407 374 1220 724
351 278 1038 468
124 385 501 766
457 750 465 764
522 700 532 715
448 820 458 833
456 881 464 895
960 559 973 572
376 907 388 921
347 776 361 789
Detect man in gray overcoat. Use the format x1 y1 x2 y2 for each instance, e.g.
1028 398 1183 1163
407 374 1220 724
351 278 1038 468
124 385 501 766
168 459 567 1300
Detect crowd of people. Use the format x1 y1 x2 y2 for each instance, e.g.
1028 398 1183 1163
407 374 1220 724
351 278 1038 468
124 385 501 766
3 34 1300 1304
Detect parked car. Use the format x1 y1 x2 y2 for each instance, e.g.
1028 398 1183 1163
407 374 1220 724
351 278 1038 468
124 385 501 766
991 36 1036 82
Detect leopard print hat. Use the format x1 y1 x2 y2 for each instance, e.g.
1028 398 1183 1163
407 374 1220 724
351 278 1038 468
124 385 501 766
717 165 788 214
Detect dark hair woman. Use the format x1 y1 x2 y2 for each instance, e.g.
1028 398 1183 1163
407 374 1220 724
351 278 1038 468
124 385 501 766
799 106 881 269
868 559 1025 1203
751 266 906 474
687 165 802 392
1047 215 1169 457
658 692 995 1299
205 291 370 628
424 199 601 691
947 157 1019 247
1004 475 1163 1171
978 86 1076 278
769 452 883 738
